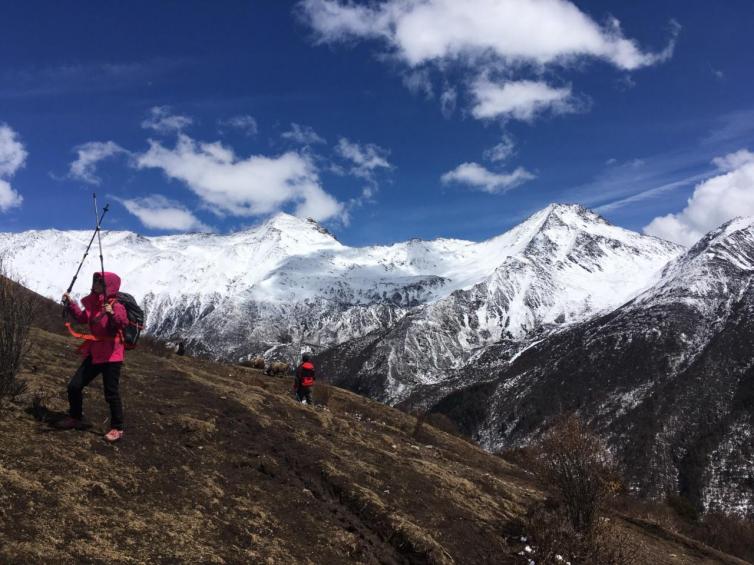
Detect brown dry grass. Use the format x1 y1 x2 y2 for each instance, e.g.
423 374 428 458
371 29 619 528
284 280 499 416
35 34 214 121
0 327 747 564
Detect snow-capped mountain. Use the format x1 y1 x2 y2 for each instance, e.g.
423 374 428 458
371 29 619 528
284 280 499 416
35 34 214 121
4 204 752 515
319 204 682 402
0 204 680 369
431 216 754 516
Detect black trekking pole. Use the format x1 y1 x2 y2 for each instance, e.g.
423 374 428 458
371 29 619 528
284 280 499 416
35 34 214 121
93 193 108 299
62 198 109 317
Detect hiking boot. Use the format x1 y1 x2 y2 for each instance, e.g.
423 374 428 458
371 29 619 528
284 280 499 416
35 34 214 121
56 416 84 430
104 429 124 442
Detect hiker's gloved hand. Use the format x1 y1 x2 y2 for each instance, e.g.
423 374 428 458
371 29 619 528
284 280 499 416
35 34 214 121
104 303 114 315
62 293 72 304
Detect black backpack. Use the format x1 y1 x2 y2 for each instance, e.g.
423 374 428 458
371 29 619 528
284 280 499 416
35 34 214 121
116 292 145 349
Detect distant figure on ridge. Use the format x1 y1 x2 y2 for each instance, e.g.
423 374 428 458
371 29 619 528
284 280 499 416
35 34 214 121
58 272 129 442
293 353 316 405
176 341 186 356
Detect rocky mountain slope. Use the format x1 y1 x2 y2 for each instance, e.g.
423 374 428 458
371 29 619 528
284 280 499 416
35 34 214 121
0 323 748 564
0 205 681 373
430 217 754 517
319 205 682 403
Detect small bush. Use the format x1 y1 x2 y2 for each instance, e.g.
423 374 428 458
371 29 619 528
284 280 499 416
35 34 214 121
534 415 622 534
0 258 36 404
240 356 265 370
30 390 51 422
412 410 428 440
426 413 460 436
690 512 754 563
266 361 290 376
525 502 640 564
666 494 699 523
315 382 333 406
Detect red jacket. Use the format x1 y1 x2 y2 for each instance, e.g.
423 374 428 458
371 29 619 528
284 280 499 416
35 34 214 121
294 361 316 389
67 272 129 364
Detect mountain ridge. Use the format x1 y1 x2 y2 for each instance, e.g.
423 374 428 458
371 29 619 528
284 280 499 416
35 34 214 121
0 204 684 369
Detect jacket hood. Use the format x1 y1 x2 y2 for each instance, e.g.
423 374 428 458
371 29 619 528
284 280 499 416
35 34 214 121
93 271 121 297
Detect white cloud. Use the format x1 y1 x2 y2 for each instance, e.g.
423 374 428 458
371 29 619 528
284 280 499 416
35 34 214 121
134 133 344 222
218 115 258 136
335 138 392 180
402 69 434 99
441 162 535 194
141 106 193 134
298 0 676 70
471 78 575 121
644 149 754 246
0 125 27 177
117 194 211 232
69 141 128 184
712 149 754 171
281 123 326 145
484 134 516 163
0 179 22 212
440 86 457 118
298 0 677 123
0 124 27 212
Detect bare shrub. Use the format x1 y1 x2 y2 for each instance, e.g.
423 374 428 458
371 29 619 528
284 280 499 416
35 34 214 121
690 512 754 563
534 415 622 534
525 502 640 564
412 409 428 440
0 257 36 404
426 413 461 436
239 356 265 370
266 361 290 376
665 493 699 523
315 381 333 406
31 389 51 422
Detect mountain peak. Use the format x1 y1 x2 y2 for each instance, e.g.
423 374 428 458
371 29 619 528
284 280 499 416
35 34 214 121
540 203 609 227
263 212 339 241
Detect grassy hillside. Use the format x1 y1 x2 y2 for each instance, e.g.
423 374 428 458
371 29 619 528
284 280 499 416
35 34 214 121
0 326 748 564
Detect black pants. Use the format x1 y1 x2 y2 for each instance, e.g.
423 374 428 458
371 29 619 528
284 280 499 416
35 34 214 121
296 387 313 404
67 357 124 430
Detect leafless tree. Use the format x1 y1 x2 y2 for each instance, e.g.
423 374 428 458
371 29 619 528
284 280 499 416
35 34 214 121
0 256 37 403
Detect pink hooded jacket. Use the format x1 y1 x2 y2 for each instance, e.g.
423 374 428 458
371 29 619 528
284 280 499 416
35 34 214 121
67 272 129 364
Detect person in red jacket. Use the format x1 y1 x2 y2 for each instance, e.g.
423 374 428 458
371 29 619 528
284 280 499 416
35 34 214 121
57 272 129 442
294 353 316 405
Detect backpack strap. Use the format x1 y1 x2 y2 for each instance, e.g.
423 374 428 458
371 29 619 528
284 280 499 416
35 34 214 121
64 322 121 352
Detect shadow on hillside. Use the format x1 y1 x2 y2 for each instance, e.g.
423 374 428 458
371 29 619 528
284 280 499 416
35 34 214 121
24 404 101 435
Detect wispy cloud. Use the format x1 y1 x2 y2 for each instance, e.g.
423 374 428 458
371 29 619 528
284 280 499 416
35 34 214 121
335 138 392 180
116 194 212 232
441 162 534 194
0 58 189 99
141 106 193 134
69 141 129 185
484 134 516 163
575 109 754 213
0 124 27 212
218 115 259 136
281 123 327 145
471 78 578 122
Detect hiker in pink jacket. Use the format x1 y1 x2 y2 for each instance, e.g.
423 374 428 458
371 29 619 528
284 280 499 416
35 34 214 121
58 272 129 442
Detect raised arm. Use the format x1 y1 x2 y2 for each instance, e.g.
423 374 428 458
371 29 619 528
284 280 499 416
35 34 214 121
64 294 89 324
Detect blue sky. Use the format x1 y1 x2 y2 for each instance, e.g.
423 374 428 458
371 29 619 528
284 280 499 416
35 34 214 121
1 0 753 247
